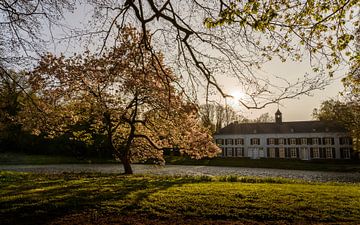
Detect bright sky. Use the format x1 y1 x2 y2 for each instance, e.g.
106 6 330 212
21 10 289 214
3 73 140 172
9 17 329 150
46 3 347 123
229 61 345 121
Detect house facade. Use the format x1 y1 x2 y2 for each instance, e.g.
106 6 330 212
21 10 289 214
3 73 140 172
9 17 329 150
214 110 353 160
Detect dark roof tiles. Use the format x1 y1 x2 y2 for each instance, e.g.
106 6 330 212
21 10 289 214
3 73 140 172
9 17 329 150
216 120 347 135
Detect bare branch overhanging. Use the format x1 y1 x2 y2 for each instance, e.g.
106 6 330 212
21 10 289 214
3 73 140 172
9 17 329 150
85 0 357 109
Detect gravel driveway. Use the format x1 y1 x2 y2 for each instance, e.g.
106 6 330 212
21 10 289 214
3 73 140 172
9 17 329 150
1 164 360 183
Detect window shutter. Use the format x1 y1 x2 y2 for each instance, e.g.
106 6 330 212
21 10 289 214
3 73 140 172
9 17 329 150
310 148 313 158
296 148 300 158
267 139 269 145
332 148 336 159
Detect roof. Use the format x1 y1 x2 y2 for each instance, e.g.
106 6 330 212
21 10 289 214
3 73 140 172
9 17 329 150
215 120 348 135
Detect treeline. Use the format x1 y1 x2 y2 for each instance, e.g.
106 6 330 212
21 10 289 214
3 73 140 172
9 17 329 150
0 70 112 158
199 104 274 134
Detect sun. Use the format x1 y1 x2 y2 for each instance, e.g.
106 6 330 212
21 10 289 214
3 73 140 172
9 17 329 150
231 91 245 102
227 90 246 108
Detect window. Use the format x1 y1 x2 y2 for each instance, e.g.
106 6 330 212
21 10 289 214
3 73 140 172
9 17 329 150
226 139 233 145
279 147 285 158
313 147 320 158
269 148 276 158
342 148 351 159
301 138 307 145
290 148 297 158
226 147 233 157
268 138 275 145
235 147 244 157
235 138 244 145
251 138 260 145
290 138 296 145
324 138 332 145
326 147 333 159
278 138 285 145
343 138 351 145
216 139 224 145
312 138 319 145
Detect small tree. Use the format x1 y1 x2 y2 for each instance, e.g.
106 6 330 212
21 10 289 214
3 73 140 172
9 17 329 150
30 27 220 174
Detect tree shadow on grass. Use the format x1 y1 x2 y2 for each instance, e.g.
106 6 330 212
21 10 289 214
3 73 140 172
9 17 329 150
0 172 211 225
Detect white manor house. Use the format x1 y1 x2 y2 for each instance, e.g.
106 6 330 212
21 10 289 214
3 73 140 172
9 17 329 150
214 110 354 160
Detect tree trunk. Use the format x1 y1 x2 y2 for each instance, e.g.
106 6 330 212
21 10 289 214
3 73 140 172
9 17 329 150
120 155 133 174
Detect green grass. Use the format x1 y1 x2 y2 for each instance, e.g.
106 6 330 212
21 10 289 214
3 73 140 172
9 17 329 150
1 171 359 224
165 156 360 172
0 152 117 165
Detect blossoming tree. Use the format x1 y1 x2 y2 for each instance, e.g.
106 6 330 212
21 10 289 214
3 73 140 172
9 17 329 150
29 27 220 174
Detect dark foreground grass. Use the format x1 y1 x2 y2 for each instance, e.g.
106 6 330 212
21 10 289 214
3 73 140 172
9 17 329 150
1 171 360 225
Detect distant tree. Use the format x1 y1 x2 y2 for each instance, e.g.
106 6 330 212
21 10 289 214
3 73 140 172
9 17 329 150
313 99 360 151
251 113 274 123
29 27 220 174
0 70 30 149
199 103 247 133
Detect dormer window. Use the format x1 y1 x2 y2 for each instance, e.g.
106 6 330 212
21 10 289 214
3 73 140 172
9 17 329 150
251 138 260 145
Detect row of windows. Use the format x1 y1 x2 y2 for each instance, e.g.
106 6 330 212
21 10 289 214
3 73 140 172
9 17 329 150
267 147 336 159
216 137 352 146
267 138 335 145
221 147 351 159
221 147 245 157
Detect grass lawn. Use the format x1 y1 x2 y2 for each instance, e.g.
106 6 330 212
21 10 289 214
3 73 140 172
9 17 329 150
1 171 359 224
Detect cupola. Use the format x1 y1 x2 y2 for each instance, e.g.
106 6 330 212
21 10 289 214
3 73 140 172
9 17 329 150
275 109 282 124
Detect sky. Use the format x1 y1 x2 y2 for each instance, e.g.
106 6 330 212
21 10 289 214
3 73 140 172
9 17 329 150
222 59 346 122
45 3 348 123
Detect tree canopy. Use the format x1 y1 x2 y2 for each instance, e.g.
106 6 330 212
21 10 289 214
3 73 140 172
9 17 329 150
84 0 358 107
1 1 358 108
313 99 360 151
29 27 220 174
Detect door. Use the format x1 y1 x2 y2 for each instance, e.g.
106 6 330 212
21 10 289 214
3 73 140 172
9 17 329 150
248 148 259 159
301 147 310 160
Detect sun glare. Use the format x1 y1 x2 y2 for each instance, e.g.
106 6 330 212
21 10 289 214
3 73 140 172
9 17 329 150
228 91 245 108
231 91 244 101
